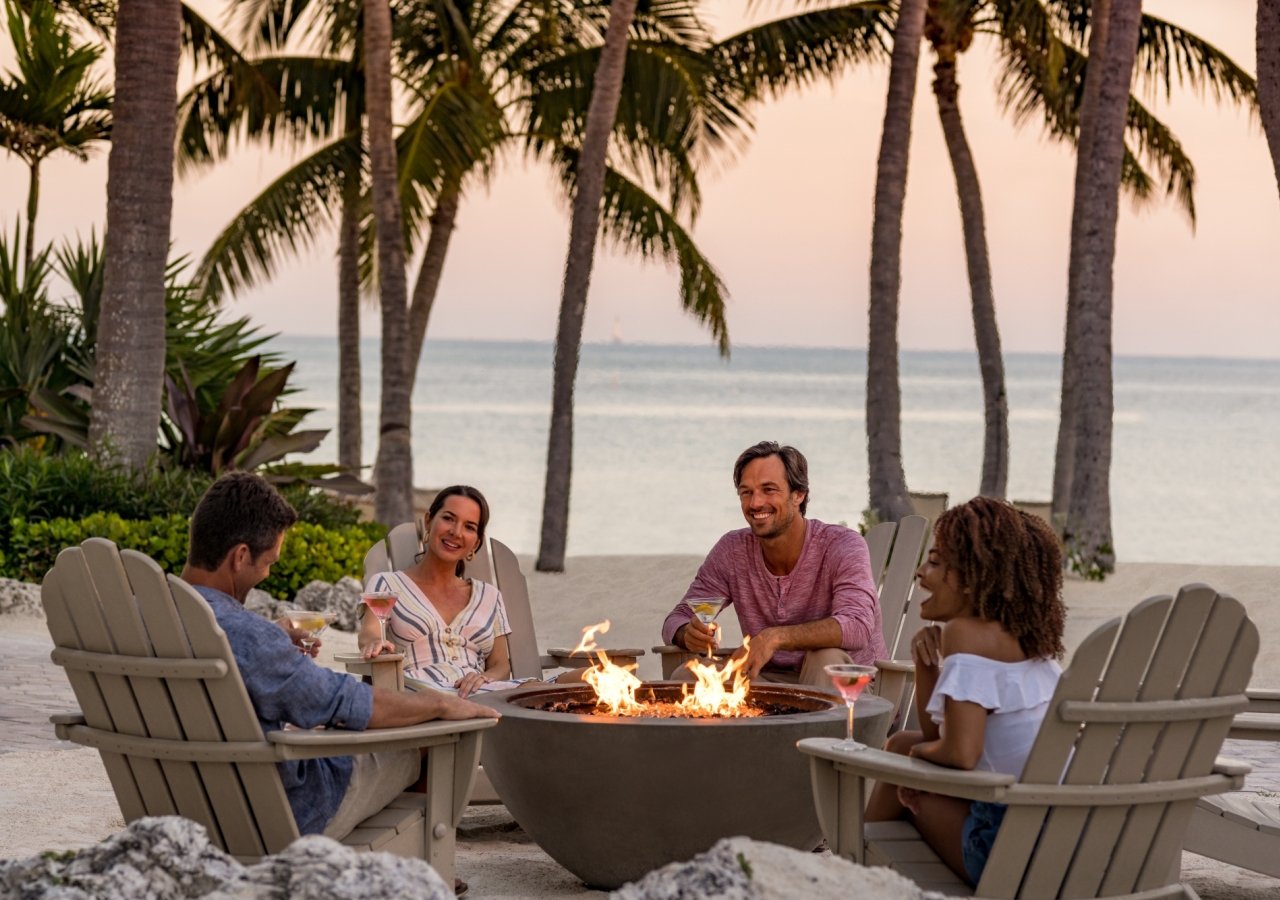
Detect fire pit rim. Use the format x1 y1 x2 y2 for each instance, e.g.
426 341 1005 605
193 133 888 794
477 680 892 727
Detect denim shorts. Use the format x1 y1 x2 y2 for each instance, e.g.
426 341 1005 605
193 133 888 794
961 801 1008 884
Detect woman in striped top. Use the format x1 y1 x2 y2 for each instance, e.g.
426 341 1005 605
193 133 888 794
359 485 522 697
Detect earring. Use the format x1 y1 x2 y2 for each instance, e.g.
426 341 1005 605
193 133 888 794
466 550 476 562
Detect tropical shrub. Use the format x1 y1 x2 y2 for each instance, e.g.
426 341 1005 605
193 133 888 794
0 446 363 547
5 513 386 600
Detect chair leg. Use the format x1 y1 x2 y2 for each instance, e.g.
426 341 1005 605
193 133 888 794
423 741 458 888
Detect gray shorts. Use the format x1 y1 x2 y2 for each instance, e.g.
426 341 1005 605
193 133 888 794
323 748 423 839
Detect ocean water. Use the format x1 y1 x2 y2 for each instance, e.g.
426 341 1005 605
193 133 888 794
268 336 1279 566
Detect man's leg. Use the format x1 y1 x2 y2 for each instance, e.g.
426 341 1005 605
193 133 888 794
323 748 423 839
797 647 853 691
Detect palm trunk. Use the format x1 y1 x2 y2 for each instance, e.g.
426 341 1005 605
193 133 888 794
337 167 362 473
1260 0 1280 196
406 179 461 384
1053 0 1114 518
24 160 39 274
866 0 928 524
365 0 413 524
88 0 181 471
536 0 638 572
932 51 1008 498
1061 0 1143 577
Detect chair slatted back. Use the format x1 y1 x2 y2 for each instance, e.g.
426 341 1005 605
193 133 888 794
43 539 299 857
877 515 928 656
488 538 539 680
978 585 1257 899
363 526 540 680
863 521 897 589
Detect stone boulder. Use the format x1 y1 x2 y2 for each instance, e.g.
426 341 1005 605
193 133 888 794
0 816 451 900
291 577 364 631
242 588 285 622
0 578 42 618
613 837 944 900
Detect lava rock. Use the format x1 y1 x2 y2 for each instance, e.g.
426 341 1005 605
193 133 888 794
0 817 452 899
613 837 942 900
0 578 43 618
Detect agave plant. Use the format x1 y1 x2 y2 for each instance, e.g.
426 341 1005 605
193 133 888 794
160 354 369 493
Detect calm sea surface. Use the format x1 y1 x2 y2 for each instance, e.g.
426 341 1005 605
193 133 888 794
268 337 1279 566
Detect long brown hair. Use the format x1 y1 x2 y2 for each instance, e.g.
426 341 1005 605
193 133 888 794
932 497 1066 659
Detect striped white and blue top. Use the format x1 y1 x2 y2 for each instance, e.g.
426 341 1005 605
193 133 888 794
364 570 513 692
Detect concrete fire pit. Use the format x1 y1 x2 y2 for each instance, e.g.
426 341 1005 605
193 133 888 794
476 682 893 889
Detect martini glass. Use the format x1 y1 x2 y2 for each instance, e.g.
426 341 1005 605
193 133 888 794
824 663 877 750
686 596 726 657
361 591 400 645
284 610 336 655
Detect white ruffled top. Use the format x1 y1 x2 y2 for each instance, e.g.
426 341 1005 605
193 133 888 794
926 653 1063 777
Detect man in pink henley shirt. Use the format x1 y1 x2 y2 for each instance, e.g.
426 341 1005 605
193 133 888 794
661 441 886 688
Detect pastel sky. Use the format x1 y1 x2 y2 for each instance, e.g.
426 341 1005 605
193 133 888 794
3 0 1277 358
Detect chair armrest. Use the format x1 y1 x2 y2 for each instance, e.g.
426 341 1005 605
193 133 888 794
874 659 915 674
266 717 497 760
335 651 405 693
1211 756 1253 778
798 737 1014 802
1243 687 1280 715
1228 711 1280 741
545 647 647 670
51 711 87 727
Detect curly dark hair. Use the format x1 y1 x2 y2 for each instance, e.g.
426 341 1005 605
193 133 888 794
933 497 1066 659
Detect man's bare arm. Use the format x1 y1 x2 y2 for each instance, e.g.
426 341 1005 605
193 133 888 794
367 685 499 729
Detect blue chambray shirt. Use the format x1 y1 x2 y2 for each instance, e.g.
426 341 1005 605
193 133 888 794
194 586 373 835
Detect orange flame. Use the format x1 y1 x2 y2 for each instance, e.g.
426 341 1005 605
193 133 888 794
573 620 643 715
678 635 753 717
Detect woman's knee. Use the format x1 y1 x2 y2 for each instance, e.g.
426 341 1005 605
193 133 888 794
884 729 923 755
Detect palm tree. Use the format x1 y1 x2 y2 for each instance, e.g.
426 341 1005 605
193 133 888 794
184 1 742 526
363 0 414 523
535 0 639 572
1055 0 1143 577
1261 0 1280 196
865 0 928 525
87 0 183 470
0 0 111 272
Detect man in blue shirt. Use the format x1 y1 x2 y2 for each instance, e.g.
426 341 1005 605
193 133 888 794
180 473 498 840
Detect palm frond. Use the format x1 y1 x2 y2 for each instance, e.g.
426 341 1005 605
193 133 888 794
1134 14 1256 107
176 54 359 175
195 135 359 303
715 2 893 100
549 144 730 356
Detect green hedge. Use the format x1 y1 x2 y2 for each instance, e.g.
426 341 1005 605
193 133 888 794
6 513 387 601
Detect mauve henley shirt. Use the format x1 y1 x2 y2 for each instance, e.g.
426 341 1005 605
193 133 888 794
661 519 886 671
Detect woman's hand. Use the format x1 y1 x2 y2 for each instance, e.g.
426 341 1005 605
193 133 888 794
910 625 944 669
360 639 398 660
455 671 491 698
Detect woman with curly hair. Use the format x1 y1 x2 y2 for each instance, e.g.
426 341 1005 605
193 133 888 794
865 496 1067 886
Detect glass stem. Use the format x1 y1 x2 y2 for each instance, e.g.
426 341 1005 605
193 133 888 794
846 700 855 743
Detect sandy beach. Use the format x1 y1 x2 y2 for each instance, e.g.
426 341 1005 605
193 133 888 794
2 557 1279 897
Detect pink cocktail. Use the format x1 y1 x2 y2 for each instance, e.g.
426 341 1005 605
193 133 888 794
361 591 399 644
824 663 877 750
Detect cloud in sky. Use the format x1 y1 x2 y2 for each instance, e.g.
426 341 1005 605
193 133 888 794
3 0 1276 358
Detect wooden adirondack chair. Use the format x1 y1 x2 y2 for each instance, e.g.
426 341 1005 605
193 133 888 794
799 584 1258 898
647 516 929 751
43 538 495 887
1182 688 1280 877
